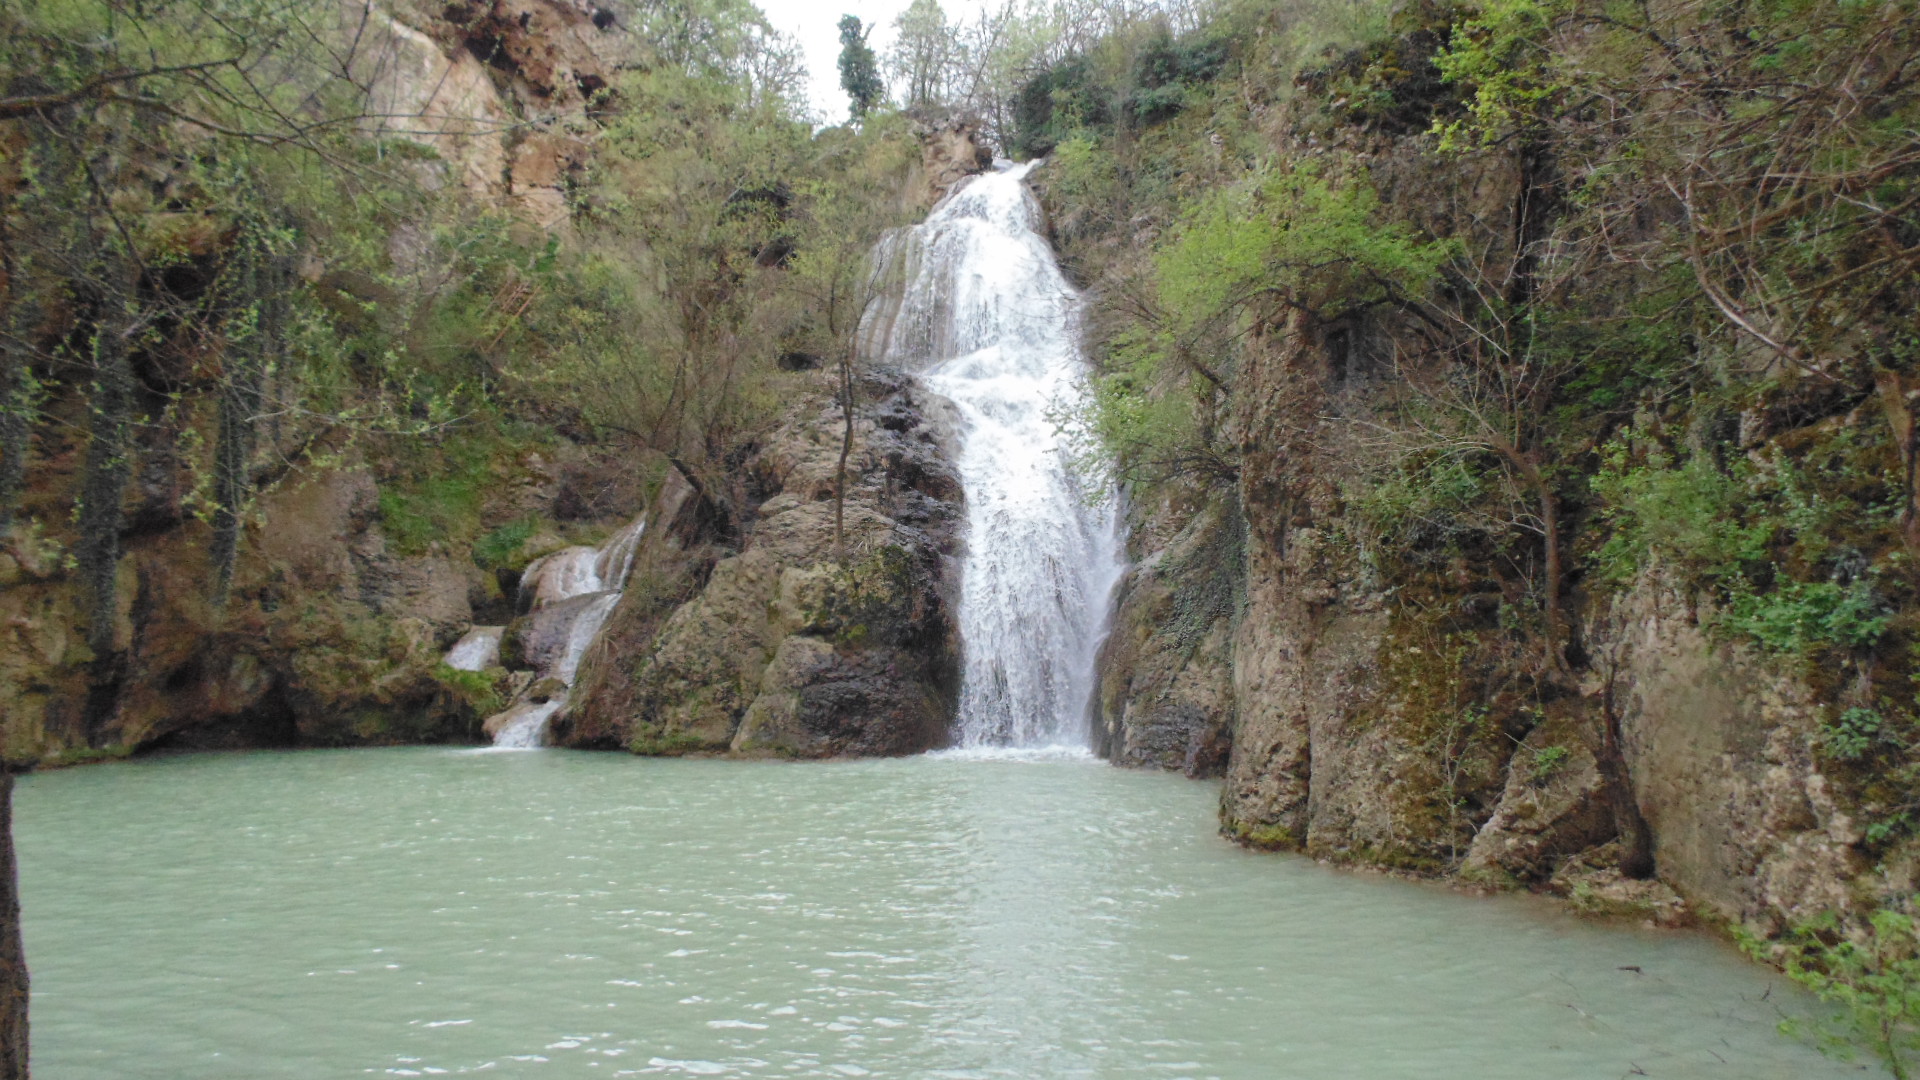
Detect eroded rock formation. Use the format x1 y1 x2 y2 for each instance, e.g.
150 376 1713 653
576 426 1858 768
913 115 993 206
354 0 621 223
0 411 647 762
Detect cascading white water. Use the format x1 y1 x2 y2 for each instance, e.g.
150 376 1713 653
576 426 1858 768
867 163 1124 750
443 625 503 672
447 514 646 749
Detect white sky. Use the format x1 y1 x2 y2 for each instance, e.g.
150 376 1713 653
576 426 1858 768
755 0 999 123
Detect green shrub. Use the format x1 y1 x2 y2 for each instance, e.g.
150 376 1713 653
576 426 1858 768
1822 707 1888 763
473 517 539 571
1592 444 1889 656
1592 447 1767 587
431 663 505 717
378 427 528 556
1529 744 1571 784
1747 906 1920 1079
1725 578 1889 655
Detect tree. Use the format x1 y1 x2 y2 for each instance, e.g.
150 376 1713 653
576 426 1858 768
0 773 21 1080
837 15 885 120
890 0 953 110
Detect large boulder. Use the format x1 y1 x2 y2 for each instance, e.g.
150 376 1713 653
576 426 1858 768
559 370 965 757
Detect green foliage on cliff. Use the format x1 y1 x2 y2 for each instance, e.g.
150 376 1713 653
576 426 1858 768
1592 449 1768 588
1156 169 1446 324
1 0 919 618
431 664 508 722
1594 443 1894 657
1089 165 1450 484
1430 0 1567 149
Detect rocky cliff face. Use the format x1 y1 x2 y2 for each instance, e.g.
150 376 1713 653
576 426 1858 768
1065 11 1914 940
1093 303 1866 930
355 0 621 224
556 370 965 757
1600 576 1869 931
1093 490 1236 776
911 116 994 207
0 421 642 763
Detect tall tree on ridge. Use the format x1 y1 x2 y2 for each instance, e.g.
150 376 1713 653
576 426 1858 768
891 0 952 110
837 15 885 120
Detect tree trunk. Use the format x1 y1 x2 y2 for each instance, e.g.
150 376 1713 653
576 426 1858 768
1490 436 1568 676
1538 480 1566 674
1873 367 1920 550
834 349 854 562
0 772 29 1079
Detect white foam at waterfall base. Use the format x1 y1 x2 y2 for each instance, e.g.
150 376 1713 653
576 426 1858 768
485 700 561 750
868 162 1124 750
926 743 1096 763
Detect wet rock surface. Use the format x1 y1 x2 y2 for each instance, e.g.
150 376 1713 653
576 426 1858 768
1093 493 1237 777
0 425 644 764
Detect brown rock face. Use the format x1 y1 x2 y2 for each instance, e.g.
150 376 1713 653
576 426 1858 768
0 412 652 764
1093 306 1866 931
354 0 620 220
1463 715 1615 884
558 370 965 758
1093 493 1237 777
916 117 993 206
0 465 477 758
1602 574 1867 930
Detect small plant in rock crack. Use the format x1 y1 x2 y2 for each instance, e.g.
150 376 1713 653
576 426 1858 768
1528 744 1570 785
1822 707 1890 763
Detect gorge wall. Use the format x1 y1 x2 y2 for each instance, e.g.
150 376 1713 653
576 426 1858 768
0 0 978 767
1043 0 1920 942
7 0 1910 967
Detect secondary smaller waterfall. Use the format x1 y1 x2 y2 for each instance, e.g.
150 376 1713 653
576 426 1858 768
443 514 646 748
866 163 1124 749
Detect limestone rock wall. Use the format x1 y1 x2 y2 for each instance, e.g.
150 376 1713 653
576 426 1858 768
354 0 622 224
3 461 481 760
913 116 993 207
1092 307 1878 931
1092 491 1236 776
1602 574 1870 930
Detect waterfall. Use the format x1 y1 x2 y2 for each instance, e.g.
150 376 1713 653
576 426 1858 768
444 625 503 672
447 514 646 749
867 163 1123 750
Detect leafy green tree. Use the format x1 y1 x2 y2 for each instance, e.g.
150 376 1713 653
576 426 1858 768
837 15 886 120
890 0 953 110
1090 166 1447 485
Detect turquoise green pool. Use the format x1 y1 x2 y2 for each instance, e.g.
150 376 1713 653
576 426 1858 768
14 747 1870 1078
